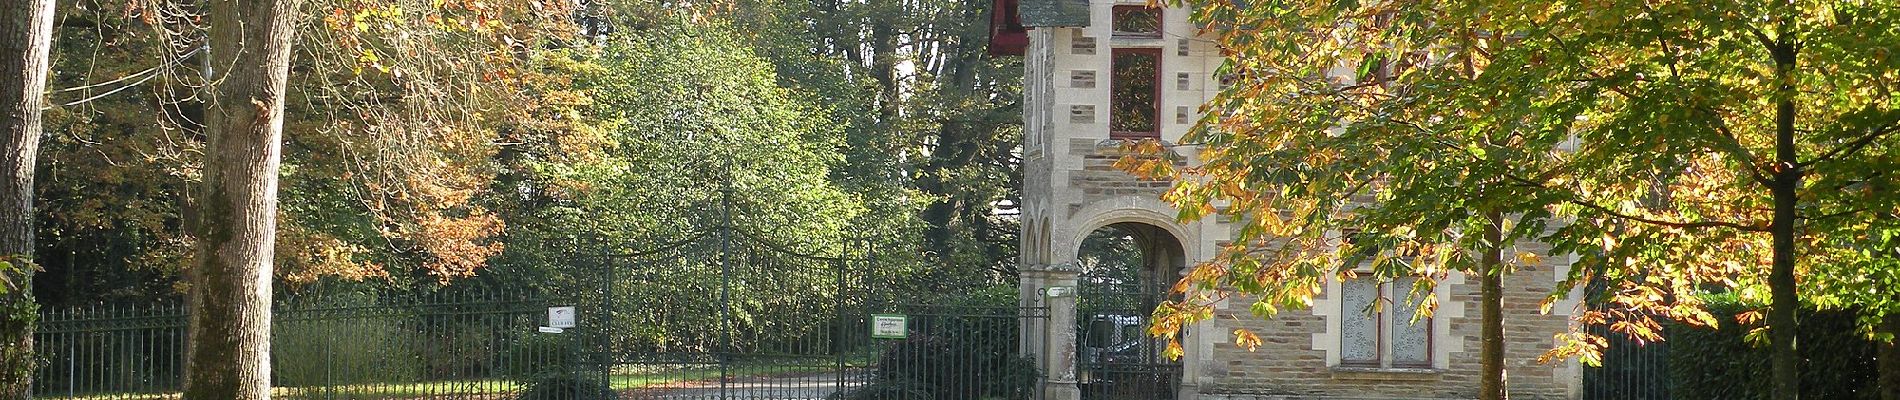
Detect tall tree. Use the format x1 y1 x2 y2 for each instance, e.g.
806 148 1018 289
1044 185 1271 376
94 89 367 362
0 0 56 396
183 0 301 397
1119 3 1575 399
1139 1 1900 399
719 0 1026 280
1497 3 1900 399
25 0 580 304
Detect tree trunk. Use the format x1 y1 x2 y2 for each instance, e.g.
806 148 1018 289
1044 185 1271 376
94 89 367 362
917 0 999 265
868 0 897 124
1881 313 1900 400
182 0 300 398
1480 210 1506 400
1767 35 1802 400
0 0 56 397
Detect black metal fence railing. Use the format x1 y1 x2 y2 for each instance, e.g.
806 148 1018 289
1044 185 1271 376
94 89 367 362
1578 276 1671 400
585 225 1048 400
31 263 1048 400
840 304 1046 400
33 304 187 399
31 290 566 400
1582 321 1671 400
32 199 1050 400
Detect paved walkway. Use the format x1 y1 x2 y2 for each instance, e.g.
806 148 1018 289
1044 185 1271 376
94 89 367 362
623 372 871 400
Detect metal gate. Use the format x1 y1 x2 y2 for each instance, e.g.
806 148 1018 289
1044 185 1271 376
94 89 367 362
572 215 1046 399
1076 263 1180 400
1581 323 1670 400
1577 278 1670 400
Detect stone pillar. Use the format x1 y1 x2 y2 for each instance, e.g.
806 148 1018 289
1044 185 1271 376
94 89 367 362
1018 24 1080 400
1023 262 1082 400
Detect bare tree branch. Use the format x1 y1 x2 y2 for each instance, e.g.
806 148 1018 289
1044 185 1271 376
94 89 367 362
1500 173 1767 232
1798 119 1899 168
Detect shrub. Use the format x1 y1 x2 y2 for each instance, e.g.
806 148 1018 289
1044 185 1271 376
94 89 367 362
505 333 615 400
419 321 504 379
1665 299 1878 400
842 329 1036 400
504 333 581 381
832 380 932 400
272 313 422 387
838 285 1039 400
517 374 618 400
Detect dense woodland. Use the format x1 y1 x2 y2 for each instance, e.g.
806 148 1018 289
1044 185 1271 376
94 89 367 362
24 1 1025 306
0 2 1038 396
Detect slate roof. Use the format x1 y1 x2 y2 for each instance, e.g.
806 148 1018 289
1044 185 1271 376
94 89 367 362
1020 0 1090 27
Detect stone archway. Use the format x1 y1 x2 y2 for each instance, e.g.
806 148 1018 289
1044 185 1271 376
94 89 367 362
1073 222 1186 400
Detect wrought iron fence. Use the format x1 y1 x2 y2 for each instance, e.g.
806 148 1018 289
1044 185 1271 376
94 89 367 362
1577 276 1672 400
839 304 1045 400
1582 321 1671 400
595 234 864 400
32 192 1048 400
31 290 569 400
582 223 1048 400
30 250 1048 400
34 303 187 399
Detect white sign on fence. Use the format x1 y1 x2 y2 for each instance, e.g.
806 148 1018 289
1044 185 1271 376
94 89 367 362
871 314 907 339
548 306 576 328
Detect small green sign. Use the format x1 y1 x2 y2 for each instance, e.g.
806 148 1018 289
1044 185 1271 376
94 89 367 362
871 314 908 339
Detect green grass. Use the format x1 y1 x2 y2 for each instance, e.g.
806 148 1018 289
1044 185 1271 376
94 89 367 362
277 379 525 398
41 379 523 400
43 363 856 400
609 363 839 388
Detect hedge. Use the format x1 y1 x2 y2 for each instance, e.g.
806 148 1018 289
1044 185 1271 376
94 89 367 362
1664 301 1878 400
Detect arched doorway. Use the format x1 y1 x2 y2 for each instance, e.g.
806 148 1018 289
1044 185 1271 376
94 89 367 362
1075 222 1184 400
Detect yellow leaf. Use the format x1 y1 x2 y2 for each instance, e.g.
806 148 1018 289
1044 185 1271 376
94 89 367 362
1516 251 1541 265
1234 329 1263 351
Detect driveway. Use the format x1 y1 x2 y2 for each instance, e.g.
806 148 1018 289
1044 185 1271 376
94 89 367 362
622 371 871 400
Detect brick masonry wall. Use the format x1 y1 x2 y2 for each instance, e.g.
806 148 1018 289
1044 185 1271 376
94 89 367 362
1197 241 1578 399
1068 142 1178 206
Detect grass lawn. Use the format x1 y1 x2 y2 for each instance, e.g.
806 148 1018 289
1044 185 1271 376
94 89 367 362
44 363 853 399
609 363 843 388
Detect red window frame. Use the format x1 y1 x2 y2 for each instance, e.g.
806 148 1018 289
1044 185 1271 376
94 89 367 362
1109 47 1162 140
1111 5 1163 38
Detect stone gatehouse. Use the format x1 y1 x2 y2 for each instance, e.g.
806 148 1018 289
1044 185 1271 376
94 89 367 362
990 1 1584 399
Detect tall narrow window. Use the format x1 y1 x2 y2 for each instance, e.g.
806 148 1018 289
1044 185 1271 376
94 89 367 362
1110 48 1160 139
1340 276 1434 368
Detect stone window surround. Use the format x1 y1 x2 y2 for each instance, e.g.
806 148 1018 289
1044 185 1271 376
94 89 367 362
1310 250 1466 373
1338 273 1433 369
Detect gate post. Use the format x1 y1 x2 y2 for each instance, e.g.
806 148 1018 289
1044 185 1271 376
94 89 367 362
1023 262 1082 400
